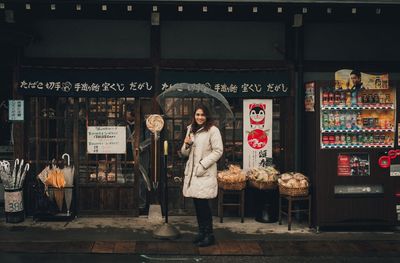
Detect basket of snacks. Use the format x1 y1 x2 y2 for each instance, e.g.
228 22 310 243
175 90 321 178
217 165 247 190
247 166 279 190
278 172 309 196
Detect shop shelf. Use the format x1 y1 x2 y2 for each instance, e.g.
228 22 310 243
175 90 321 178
321 128 394 133
321 104 395 110
321 144 394 149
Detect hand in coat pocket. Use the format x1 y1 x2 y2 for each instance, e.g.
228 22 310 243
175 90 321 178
195 163 209 177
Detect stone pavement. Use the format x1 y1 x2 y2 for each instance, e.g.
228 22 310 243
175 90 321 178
0 216 399 256
1 240 400 256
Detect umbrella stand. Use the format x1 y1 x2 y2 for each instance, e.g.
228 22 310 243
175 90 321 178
153 140 180 240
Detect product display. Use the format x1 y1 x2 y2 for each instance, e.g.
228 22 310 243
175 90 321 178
278 172 310 196
247 166 280 189
278 172 309 188
218 165 246 183
247 166 279 182
320 87 396 149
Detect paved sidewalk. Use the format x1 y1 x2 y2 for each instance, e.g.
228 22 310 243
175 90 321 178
1 239 400 256
0 216 399 257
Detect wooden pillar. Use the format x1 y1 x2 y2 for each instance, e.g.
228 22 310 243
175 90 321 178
150 12 162 204
11 47 23 159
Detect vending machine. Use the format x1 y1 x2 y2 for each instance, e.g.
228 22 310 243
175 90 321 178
304 72 400 228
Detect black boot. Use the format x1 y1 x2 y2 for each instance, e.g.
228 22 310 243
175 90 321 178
196 225 215 247
192 225 205 244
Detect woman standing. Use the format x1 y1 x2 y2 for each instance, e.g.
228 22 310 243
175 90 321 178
181 104 223 247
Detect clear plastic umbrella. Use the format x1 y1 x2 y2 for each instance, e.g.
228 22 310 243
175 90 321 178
156 83 235 124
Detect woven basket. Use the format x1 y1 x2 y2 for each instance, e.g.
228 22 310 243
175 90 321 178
218 180 246 190
248 179 277 190
279 184 309 196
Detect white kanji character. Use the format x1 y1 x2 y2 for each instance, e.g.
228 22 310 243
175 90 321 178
220 84 228 93
102 82 111 91
241 83 249 92
54 82 61 91
46 82 55 90
82 83 89 91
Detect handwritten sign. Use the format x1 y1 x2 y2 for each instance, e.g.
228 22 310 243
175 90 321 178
5 190 24 212
160 70 289 98
8 100 24 121
87 126 126 154
18 68 154 97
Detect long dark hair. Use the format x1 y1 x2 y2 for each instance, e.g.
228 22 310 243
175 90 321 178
190 103 214 133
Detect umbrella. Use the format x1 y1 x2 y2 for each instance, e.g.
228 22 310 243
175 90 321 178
45 163 65 212
156 83 235 124
0 159 30 190
37 165 50 185
62 153 74 216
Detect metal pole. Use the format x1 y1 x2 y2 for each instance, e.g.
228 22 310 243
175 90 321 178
164 144 168 224
152 140 180 240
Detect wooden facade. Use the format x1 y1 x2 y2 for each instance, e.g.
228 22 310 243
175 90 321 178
1 1 400 224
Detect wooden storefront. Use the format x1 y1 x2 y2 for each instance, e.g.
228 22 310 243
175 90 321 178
1 1 400 224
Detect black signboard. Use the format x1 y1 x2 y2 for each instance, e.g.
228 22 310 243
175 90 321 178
160 70 290 98
18 68 154 97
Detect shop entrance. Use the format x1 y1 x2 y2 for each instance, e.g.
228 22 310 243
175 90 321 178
27 97 147 216
164 97 284 216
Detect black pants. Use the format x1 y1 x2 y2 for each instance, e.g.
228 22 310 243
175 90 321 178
193 198 213 233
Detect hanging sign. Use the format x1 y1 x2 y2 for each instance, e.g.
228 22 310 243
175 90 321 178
87 126 126 154
160 70 289 98
243 99 273 171
18 68 154 97
8 100 24 121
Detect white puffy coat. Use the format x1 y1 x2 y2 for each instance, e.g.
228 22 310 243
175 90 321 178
181 125 223 199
